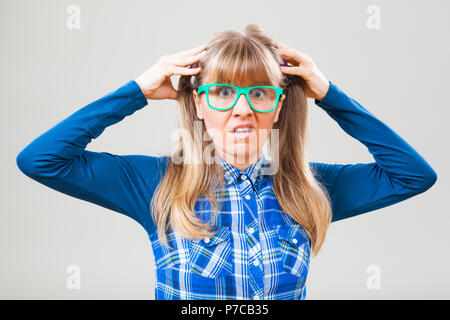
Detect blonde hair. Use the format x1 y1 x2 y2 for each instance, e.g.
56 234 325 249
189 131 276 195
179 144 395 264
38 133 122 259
150 24 332 257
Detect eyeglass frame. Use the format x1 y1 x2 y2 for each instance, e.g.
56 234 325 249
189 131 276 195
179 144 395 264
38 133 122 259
197 83 284 113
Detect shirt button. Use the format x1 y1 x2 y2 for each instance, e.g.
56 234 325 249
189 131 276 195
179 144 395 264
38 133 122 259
248 227 255 234
292 238 298 244
245 195 251 200
241 174 247 180
204 237 210 244
253 260 259 267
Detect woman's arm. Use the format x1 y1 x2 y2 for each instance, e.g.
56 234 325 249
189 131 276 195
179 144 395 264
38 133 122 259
16 80 167 235
310 81 437 222
16 44 207 236
276 42 437 222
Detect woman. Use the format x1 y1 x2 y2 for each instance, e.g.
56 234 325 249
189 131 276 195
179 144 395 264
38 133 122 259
16 24 437 300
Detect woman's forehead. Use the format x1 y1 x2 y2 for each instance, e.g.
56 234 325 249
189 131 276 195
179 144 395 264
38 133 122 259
202 73 275 86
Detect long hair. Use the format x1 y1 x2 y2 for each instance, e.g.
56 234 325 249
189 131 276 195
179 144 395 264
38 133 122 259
150 24 332 257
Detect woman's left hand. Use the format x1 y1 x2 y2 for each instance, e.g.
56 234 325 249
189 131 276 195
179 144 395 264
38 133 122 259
276 41 330 101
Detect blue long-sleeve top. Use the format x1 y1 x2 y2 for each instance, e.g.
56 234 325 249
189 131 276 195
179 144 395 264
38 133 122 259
15 79 437 299
16 79 437 233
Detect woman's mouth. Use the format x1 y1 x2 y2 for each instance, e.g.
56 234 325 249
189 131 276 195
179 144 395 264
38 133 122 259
229 127 255 139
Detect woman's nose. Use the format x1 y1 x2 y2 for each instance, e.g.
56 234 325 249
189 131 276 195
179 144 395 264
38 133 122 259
231 94 254 116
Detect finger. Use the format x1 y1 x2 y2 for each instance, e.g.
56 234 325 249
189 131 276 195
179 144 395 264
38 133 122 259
174 50 206 67
187 50 207 65
183 43 208 56
279 66 296 75
169 65 202 76
275 41 289 49
278 47 309 66
280 65 307 77
278 53 299 67
296 51 313 63
277 47 299 60
173 45 207 65
280 56 299 67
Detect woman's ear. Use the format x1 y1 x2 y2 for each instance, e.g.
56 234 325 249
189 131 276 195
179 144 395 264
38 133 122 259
192 89 204 120
273 94 285 123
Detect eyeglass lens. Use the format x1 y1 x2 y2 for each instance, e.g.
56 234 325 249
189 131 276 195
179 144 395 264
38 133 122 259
207 85 277 111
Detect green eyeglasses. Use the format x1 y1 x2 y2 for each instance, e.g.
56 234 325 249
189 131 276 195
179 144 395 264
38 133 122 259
197 83 284 113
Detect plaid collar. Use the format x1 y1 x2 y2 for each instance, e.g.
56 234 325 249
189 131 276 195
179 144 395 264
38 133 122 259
217 153 269 187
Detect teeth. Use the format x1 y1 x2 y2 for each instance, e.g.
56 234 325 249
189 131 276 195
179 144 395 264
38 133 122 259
233 127 253 133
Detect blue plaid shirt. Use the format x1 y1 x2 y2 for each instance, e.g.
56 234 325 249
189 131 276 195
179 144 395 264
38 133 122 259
16 79 437 300
151 152 311 300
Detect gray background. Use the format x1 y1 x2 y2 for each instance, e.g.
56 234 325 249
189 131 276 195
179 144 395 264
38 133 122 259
2 0 448 299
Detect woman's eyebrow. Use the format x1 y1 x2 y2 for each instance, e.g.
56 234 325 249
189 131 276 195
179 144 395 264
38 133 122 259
209 80 271 87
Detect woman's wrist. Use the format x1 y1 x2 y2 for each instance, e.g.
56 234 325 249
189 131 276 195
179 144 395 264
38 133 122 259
314 79 330 102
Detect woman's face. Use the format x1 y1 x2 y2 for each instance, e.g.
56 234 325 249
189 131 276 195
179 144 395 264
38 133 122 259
193 80 285 170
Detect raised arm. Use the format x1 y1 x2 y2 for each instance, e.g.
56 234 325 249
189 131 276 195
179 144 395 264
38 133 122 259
276 42 437 223
15 80 168 235
310 81 437 222
16 44 208 236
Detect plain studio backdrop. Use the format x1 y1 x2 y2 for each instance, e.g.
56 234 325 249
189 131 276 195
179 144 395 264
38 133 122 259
2 0 448 299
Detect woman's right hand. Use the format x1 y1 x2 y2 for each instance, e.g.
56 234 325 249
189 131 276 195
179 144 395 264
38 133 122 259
135 44 208 100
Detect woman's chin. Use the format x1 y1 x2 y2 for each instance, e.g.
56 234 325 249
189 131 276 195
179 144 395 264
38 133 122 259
222 146 259 160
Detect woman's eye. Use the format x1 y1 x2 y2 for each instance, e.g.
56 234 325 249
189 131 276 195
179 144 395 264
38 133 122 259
251 89 265 99
219 88 232 97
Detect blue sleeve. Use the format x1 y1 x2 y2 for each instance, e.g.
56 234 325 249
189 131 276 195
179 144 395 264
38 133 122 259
310 81 437 223
15 80 168 236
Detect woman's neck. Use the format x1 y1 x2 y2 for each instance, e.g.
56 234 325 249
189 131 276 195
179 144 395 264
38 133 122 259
216 150 262 171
